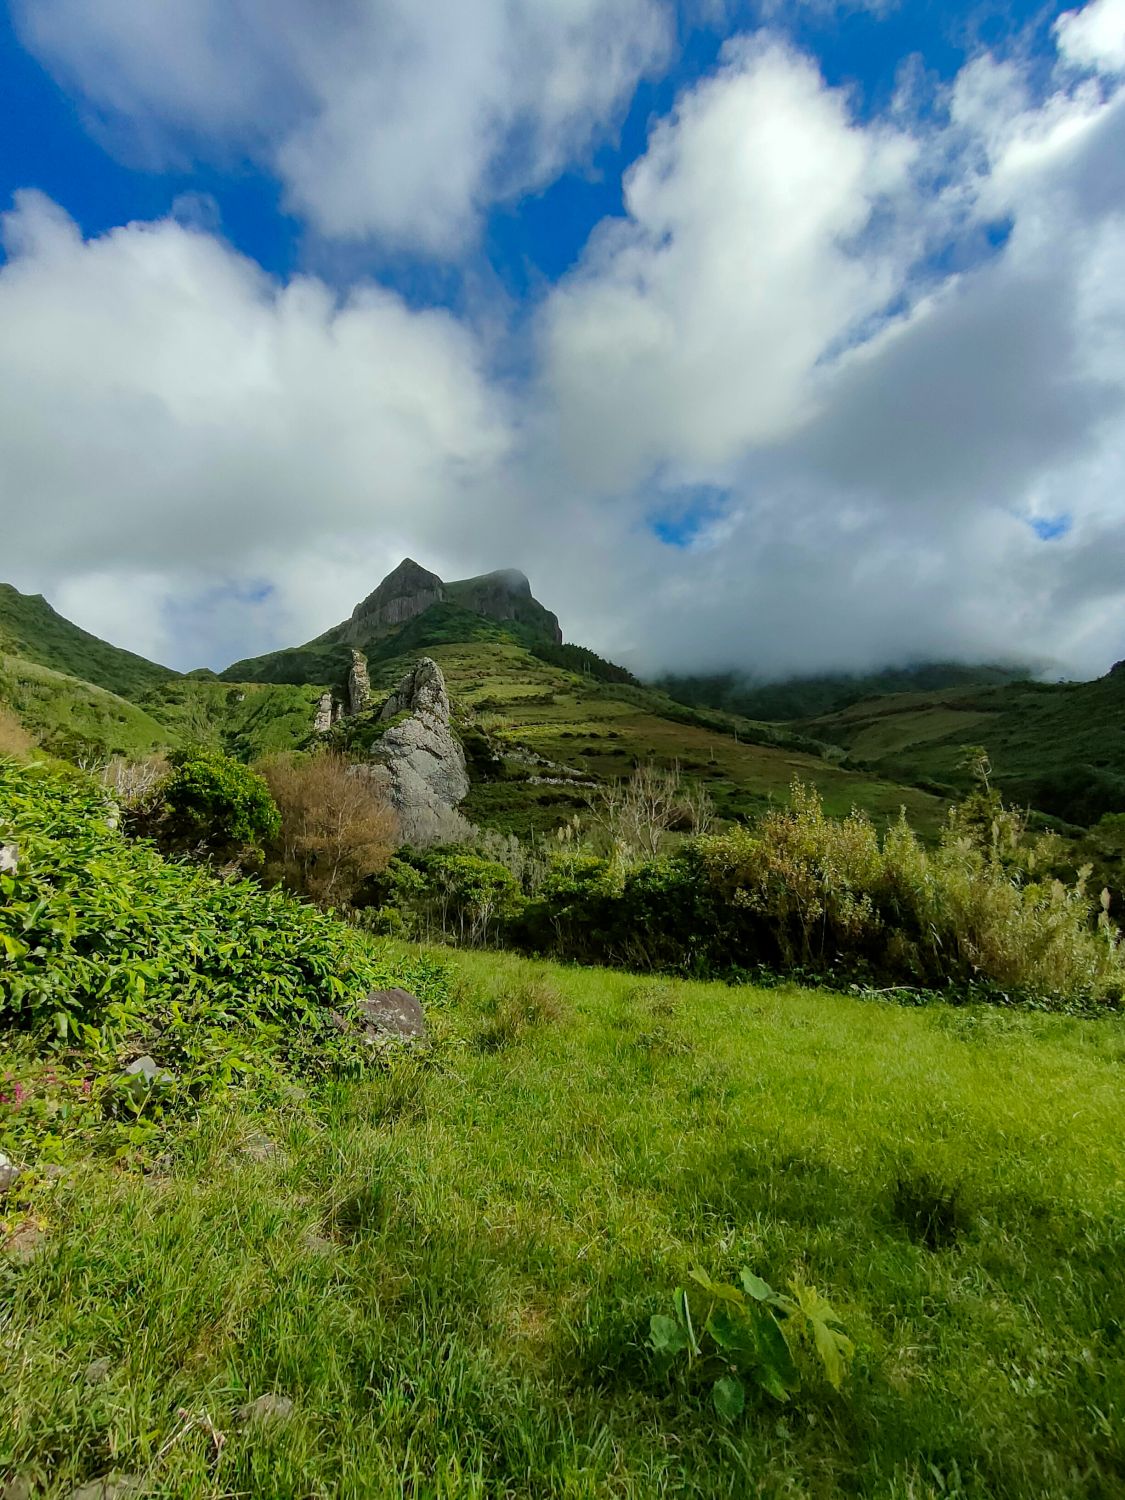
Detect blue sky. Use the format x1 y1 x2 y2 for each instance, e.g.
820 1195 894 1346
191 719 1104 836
1 0 1123 676
0 0 1072 301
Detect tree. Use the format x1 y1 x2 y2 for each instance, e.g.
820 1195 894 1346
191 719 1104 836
260 753 398 906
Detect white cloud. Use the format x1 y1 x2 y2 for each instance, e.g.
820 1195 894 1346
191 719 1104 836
542 37 916 492
534 12 1125 677
13 0 672 256
0 192 514 663
3 1 1125 684
1056 0 1125 75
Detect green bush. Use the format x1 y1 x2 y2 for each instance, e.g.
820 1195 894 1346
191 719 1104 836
0 758 447 1079
369 847 525 946
158 747 280 858
501 780 1125 1007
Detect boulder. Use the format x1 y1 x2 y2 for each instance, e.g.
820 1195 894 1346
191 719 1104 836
237 1393 294 1425
358 987 428 1042
67 1474 142 1500
120 1056 175 1105
0 1150 19 1196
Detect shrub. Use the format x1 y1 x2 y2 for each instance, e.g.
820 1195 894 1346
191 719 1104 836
260 751 397 906
157 747 280 862
503 780 1124 1006
0 757 447 1078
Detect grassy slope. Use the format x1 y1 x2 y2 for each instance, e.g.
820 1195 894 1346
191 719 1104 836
804 670 1125 799
659 663 1028 724
0 583 175 699
0 653 171 758
136 677 323 760
368 641 948 837
4 945 1123 1496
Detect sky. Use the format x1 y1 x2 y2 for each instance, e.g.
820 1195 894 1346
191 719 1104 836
1 0 1124 681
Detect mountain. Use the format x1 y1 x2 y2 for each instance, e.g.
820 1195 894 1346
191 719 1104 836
4 560 1124 836
223 559 564 686
0 582 176 698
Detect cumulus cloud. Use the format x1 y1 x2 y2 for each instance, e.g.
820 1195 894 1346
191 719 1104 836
3 1 1125 682
0 191 514 663
542 37 917 492
13 0 672 255
1056 0 1125 75
533 17 1125 678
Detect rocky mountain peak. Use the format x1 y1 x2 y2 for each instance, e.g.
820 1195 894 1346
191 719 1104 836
342 558 563 647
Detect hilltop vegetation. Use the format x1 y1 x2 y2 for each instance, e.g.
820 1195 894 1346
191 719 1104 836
803 666 1125 825
660 662 1029 724
0 583 175 699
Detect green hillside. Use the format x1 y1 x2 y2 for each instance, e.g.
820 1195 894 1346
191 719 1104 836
804 665 1125 825
361 638 947 837
0 652 170 759
0 583 176 699
660 662 1030 723
224 561 564 687
136 676 324 761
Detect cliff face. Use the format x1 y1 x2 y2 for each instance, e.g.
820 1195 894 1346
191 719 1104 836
344 559 562 647
345 559 444 641
445 569 563 645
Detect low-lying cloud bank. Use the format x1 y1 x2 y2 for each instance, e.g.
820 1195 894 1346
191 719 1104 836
2 0 1124 680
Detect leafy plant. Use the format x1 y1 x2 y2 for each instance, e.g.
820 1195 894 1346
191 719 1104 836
0 758 450 1140
158 746 280 859
649 1266 854 1419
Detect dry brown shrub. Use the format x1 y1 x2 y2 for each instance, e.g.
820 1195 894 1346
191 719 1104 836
260 752 398 906
99 753 170 813
0 706 35 759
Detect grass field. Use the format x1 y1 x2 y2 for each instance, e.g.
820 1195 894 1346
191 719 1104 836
4 945 1123 1498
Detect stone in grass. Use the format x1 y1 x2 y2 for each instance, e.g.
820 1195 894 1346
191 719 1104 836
0 842 17 875
3 1222 44 1262
0 1150 21 1197
237 1393 294 1425
2 1477 36 1500
356 988 428 1043
67 1474 143 1500
239 1132 279 1164
120 1056 175 1104
84 1355 113 1386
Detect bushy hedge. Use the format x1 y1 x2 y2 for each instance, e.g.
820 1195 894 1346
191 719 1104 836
0 758 447 1077
510 783 1123 1006
371 780 1123 1009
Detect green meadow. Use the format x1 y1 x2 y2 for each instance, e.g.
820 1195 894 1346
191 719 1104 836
4 944 1123 1498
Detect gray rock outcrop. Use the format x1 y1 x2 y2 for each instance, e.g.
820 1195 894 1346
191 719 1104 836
347 650 372 714
313 691 335 735
368 658 470 845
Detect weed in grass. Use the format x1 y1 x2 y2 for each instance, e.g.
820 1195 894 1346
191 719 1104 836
892 1171 972 1250
473 978 566 1052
